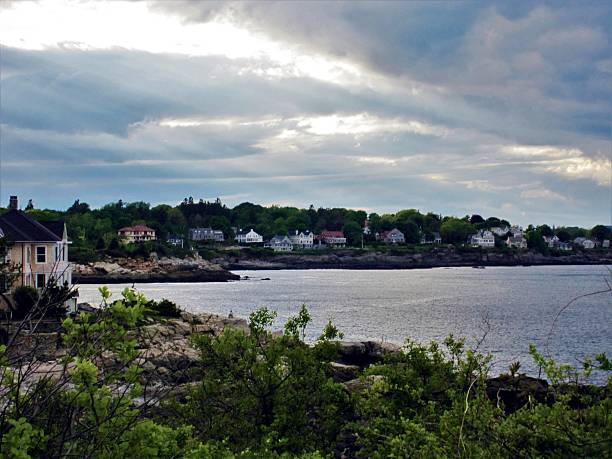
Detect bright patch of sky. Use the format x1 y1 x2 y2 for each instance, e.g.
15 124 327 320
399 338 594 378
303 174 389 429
0 0 363 85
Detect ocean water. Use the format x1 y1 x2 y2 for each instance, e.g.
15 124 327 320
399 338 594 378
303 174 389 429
78 265 612 381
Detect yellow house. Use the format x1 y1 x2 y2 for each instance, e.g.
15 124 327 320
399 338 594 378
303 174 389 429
0 197 73 293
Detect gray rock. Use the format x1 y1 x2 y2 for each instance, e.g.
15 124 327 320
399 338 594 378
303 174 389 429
336 341 401 368
343 375 385 393
329 362 360 383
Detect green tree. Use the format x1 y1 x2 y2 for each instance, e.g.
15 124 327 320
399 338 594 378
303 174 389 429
400 221 420 243
440 218 475 244
555 228 571 242
526 226 548 253
590 224 610 241
537 224 554 237
342 221 362 246
178 306 348 454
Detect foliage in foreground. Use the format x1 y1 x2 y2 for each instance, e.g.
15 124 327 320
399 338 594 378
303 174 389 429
0 289 610 458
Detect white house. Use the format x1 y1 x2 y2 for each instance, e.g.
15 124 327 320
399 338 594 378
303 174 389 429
288 230 314 249
470 230 495 248
235 229 263 244
264 235 294 252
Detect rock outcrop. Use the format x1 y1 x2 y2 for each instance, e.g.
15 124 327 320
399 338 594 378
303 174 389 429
335 341 402 367
73 255 240 283
132 310 249 384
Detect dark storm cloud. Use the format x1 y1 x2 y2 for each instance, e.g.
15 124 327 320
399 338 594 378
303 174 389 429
154 1 612 142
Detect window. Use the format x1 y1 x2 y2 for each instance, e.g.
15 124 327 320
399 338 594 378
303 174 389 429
36 273 46 289
36 246 46 264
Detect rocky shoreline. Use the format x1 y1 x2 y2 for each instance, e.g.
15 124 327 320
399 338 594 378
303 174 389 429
72 249 611 284
213 247 612 271
73 255 240 284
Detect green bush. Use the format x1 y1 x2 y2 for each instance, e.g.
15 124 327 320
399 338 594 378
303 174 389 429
146 298 182 318
171 306 349 455
11 285 39 319
68 245 98 263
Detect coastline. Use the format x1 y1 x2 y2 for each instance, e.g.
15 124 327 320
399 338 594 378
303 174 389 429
214 248 612 272
71 248 611 283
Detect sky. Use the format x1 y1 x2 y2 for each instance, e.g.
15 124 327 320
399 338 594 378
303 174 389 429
0 0 610 227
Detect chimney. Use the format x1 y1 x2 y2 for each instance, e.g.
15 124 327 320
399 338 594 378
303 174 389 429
9 196 18 210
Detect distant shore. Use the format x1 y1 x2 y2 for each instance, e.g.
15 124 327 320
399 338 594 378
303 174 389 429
71 248 611 283
212 247 612 271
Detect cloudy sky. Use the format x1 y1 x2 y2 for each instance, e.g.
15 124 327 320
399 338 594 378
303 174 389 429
0 1 610 226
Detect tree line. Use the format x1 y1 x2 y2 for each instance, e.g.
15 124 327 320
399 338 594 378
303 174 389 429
1 198 609 262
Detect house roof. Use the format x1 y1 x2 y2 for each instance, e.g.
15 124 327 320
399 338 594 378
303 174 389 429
119 225 155 232
290 229 312 236
270 235 292 243
0 209 61 242
384 228 404 236
41 221 65 239
321 230 345 238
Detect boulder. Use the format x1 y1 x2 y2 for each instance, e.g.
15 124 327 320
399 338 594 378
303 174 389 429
486 375 552 414
336 341 401 368
92 262 123 274
329 362 361 383
343 375 385 394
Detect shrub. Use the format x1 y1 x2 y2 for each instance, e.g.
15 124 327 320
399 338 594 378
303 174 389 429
172 306 349 455
68 245 98 263
11 285 39 319
146 298 182 318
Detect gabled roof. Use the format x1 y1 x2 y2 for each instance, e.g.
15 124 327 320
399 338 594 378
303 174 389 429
270 235 292 243
41 221 65 240
119 225 155 232
0 210 61 242
321 230 345 238
290 229 312 236
237 228 260 236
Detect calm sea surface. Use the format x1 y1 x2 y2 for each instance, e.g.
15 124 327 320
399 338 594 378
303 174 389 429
78 265 612 380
